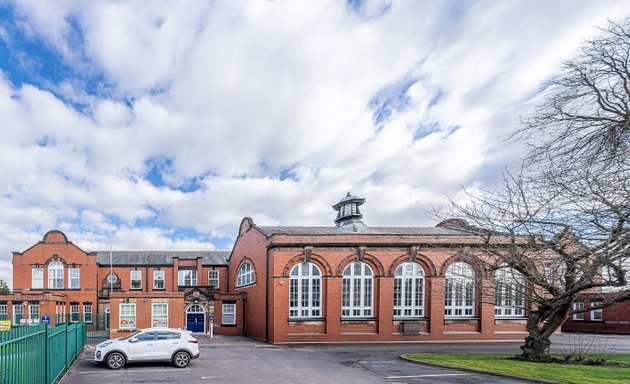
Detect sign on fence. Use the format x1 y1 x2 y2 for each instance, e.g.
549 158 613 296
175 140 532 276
0 320 10 331
42 316 50 324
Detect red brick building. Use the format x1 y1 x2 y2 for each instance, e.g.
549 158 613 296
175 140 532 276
4 230 242 337
562 293 630 334
228 193 531 343
10 193 618 342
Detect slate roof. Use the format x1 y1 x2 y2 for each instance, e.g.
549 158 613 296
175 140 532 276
95 251 229 266
255 226 474 236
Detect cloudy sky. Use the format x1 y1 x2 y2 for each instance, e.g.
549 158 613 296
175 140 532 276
0 0 627 287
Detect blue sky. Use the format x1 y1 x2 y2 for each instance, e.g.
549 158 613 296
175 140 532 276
0 0 627 287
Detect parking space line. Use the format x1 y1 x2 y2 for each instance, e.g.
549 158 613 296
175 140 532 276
387 374 470 379
77 368 190 374
358 360 398 364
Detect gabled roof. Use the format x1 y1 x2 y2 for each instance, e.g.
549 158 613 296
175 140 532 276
255 226 474 236
95 251 229 266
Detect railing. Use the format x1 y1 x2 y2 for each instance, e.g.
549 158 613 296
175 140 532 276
0 322 87 384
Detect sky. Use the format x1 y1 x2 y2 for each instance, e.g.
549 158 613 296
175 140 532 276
0 0 627 288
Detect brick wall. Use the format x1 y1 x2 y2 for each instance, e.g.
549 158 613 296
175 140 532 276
229 221 531 344
109 291 185 338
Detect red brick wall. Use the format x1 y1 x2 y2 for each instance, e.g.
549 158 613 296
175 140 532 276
109 292 185 338
228 218 270 341
562 296 630 334
229 223 530 344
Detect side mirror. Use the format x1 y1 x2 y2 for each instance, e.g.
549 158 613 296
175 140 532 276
129 337 138 343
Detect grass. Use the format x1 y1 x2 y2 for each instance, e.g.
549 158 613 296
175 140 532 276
402 354 630 384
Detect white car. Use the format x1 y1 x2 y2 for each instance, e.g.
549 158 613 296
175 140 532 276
94 328 200 369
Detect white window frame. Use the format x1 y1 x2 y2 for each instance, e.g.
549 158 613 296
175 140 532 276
590 301 603 321
153 270 165 289
70 304 79 322
178 270 198 286
13 305 23 324
289 262 322 319
342 262 374 318
393 262 425 318
0 304 7 319
32 268 43 289
222 303 236 325
208 270 220 289
29 303 39 321
445 262 475 318
120 303 136 329
494 267 525 318
152 303 168 327
130 270 142 290
84 304 93 323
573 301 585 320
68 268 80 289
237 262 255 287
48 261 64 289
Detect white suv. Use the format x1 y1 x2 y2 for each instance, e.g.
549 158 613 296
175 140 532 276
94 328 200 369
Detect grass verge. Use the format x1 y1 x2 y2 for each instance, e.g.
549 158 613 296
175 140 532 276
402 354 630 384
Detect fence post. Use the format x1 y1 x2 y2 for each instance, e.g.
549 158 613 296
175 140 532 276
45 323 49 384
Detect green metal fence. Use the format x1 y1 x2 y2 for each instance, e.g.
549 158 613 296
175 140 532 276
0 323 87 384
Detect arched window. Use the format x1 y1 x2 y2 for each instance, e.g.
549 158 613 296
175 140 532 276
289 262 322 318
237 262 255 287
394 262 425 318
342 262 373 318
495 267 525 317
48 261 64 289
445 262 475 317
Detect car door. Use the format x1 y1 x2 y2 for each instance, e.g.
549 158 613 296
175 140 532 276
154 331 181 360
127 331 157 361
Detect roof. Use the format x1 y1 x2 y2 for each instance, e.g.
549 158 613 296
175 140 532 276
255 226 474 236
95 251 229 266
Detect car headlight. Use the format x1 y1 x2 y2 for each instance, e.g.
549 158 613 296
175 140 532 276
98 341 113 348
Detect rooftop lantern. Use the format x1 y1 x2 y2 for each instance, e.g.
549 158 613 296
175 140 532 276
332 192 367 231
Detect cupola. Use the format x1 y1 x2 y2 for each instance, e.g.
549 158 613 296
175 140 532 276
332 192 367 231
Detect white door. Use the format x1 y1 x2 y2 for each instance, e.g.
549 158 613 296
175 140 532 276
154 331 181 360
127 331 156 361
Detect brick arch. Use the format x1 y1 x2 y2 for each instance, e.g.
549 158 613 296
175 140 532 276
439 251 487 278
335 253 385 277
388 253 437 277
282 253 332 277
44 255 68 267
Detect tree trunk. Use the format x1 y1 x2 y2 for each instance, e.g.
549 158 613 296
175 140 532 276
519 332 552 362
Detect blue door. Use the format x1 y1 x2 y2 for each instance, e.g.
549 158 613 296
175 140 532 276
187 313 204 333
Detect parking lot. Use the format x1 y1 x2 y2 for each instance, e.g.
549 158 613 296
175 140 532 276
61 333 630 384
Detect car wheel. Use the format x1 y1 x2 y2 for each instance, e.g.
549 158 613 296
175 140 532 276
106 352 125 370
173 351 190 368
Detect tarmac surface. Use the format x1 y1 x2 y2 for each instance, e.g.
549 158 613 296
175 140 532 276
60 333 630 384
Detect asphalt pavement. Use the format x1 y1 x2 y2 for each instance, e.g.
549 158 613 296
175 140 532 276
59 332 630 384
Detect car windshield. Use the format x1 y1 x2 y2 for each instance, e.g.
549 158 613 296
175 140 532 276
119 331 141 340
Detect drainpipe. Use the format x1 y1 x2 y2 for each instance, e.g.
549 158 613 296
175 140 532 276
265 247 270 343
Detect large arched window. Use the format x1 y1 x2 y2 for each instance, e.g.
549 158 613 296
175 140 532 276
48 261 64 289
394 262 425 318
445 262 475 317
342 262 373 318
495 267 525 317
236 262 255 287
289 262 322 318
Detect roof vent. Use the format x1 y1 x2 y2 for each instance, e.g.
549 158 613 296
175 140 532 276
332 192 367 231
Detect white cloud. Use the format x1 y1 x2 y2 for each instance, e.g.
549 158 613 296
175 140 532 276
0 0 627 288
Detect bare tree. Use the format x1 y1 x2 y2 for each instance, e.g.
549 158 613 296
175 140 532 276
439 18 630 362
